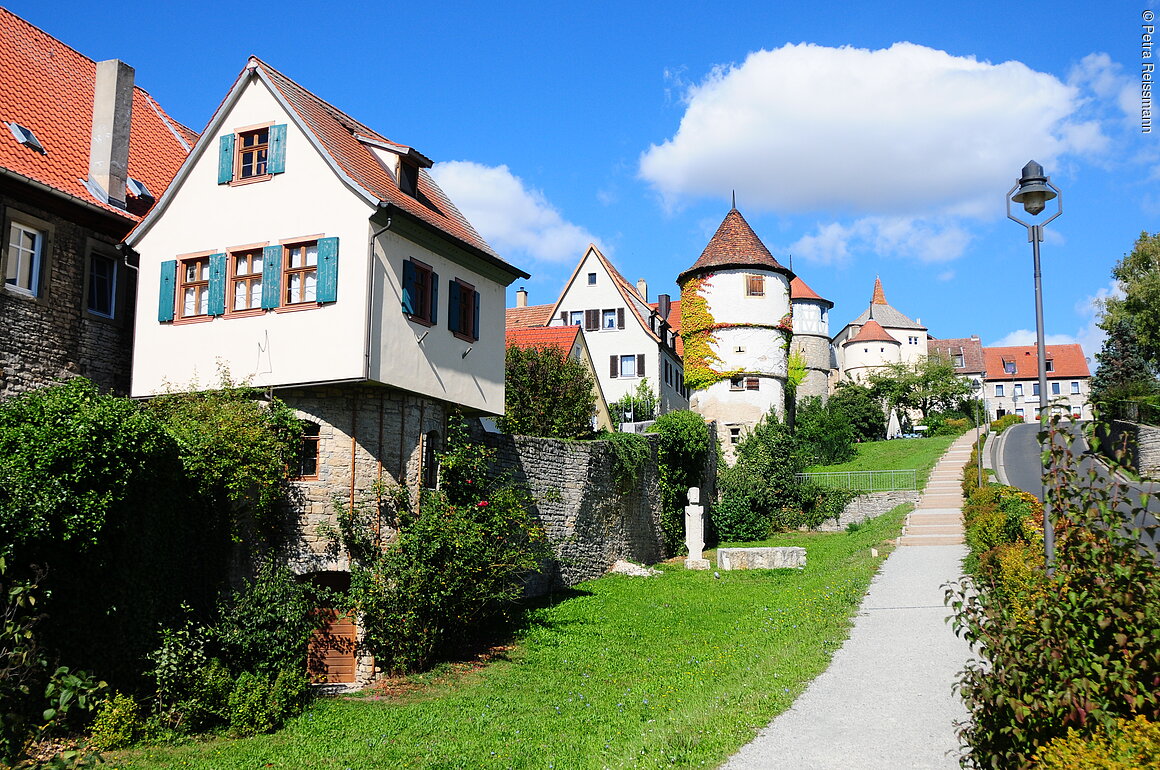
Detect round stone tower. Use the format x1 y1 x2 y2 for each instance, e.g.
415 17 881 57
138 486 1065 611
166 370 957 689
841 317 901 383
790 276 834 400
678 208 793 453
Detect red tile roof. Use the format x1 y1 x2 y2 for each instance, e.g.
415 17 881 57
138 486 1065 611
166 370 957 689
505 303 553 329
650 298 684 356
982 344 1090 379
790 276 832 307
0 8 193 222
872 276 888 305
252 58 524 276
679 208 790 283
846 319 898 345
506 324 580 352
929 337 984 374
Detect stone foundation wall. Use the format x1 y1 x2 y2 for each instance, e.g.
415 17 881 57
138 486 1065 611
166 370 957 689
479 432 669 595
814 490 920 532
1098 419 1160 478
0 193 134 399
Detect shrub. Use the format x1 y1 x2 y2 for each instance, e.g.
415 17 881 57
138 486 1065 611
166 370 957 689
991 413 1024 434
1034 715 1160 769
608 378 659 424
90 692 141 750
919 412 972 437
948 421 1160 768
216 560 323 675
794 396 855 465
714 465 773 542
829 382 886 442
600 430 652 492
226 668 311 736
647 410 713 554
498 343 596 438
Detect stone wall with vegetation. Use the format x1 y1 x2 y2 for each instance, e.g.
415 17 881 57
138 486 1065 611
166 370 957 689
814 490 921 531
479 432 667 594
1097 419 1160 478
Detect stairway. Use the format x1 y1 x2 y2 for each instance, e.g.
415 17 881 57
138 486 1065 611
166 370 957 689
898 433 978 546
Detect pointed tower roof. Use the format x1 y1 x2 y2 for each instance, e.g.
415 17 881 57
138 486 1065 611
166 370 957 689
678 208 792 284
790 276 833 308
845 318 899 345
871 276 888 305
849 276 926 330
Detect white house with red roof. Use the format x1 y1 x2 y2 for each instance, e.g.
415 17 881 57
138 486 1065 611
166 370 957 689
983 344 1091 421
0 8 193 397
533 244 687 418
126 57 528 684
832 277 929 382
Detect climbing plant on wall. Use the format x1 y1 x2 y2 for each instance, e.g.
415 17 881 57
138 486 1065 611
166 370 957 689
680 275 738 391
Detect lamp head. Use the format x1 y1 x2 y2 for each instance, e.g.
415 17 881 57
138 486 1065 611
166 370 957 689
1011 160 1057 216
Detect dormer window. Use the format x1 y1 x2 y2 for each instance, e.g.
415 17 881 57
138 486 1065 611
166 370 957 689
126 177 154 202
7 122 45 154
399 160 420 197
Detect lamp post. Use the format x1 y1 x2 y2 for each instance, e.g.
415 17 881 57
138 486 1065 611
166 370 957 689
970 380 983 488
1006 160 1062 570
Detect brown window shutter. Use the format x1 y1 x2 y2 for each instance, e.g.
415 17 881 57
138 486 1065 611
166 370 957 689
559 311 568 324
636 353 645 376
610 355 619 378
746 377 760 391
617 308 625 329
585 309 599 331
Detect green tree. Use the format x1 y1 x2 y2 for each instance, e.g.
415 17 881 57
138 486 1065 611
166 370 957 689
1100 231 1160 369
647 410 712 551
1090 317 1159 405
829 381 886 441
498 344 596 438
869 355 972 420
794 396 855 465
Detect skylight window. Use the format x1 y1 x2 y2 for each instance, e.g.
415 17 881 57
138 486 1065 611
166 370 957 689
7 122 45 154
126 177 154 202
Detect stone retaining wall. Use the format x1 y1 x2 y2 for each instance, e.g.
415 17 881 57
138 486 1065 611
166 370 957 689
814 490 921 532
480 432 669 595
1096 420 1160 478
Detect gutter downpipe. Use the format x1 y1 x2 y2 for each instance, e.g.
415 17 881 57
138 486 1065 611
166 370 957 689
365 203 392 381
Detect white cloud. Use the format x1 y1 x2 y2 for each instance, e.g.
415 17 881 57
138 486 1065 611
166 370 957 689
789 216 970 266
989 330 1080 348
937 270 955 282
430 161 599 264
1068 52 1137 126
990 282 1122 358
640 42 1100 217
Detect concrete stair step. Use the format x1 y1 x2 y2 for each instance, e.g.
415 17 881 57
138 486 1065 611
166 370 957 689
899 534 965 546
908 513 961 524
904 525 962 535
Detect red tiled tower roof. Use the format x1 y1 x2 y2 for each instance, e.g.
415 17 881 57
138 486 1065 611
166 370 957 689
790 276 833 307
0 8 194 222
845 319 898 345
678 208 791 284
872 276 888 305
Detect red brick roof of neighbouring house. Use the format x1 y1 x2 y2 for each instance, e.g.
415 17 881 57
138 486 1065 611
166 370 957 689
650 298 684 356
678 208 791 283
0 7 195 221
505 303 553 329
982 344 1090 379
505 324 580 352
845 319 898 345
790 276 832 307
930 337 985 374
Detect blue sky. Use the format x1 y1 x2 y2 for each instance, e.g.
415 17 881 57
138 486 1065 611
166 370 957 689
12 0 1157 359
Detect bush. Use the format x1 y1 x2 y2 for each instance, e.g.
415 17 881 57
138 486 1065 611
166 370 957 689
991 413 1024 434
498 343 597 438
90 692 141 751
948 421 1160 768
647 410 713 554
794 396 855 465
1034 715 1160 769
226 668 311 736
608 378 659 424
919 413 972 437
829 382 886 442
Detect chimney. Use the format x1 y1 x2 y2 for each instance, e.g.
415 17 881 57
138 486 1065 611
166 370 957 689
636 278 648 301
657 293 671 320
515 287 528 308
89 59 134 207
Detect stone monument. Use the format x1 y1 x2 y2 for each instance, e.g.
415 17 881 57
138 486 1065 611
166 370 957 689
685 486 710 570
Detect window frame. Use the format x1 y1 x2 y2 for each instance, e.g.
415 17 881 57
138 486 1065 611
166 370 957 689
226 242 268 317
1013 383 1023 397
234 123 273 184
995 384 1004 397
1051 381 1061 395
449 278 480 342
1071 381 1080 395
569 310 583 326
83 241 120 321
294 421 321 480
175 250 215 323
952 353 964 368
280 238 320 309
3 210 52 300
403 257 437 326
587 272 597 286
619 354 638 378
745 274 765 297
729 375 744 391
1045 360 1054 373
602 309 617 329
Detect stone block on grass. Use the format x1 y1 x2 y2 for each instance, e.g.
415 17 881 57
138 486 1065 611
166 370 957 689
717 547 807 571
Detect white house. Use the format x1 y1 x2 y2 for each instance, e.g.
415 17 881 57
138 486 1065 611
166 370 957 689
126 57 527 684
678 208 793 452
833 277 928 380
538 244 687 418
983 344 1091 421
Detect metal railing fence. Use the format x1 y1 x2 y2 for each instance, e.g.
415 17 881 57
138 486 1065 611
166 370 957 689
795 469 917 492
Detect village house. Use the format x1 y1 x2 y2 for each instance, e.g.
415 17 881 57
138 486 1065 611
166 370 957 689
832 277 929 383
126 57 528 684
0 8 193 398
983 344 1091 421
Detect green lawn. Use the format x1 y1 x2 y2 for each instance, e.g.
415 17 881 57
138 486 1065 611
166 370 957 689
805 434 959 487
112 506 909 770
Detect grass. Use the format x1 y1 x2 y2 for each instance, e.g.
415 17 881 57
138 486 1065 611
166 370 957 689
111 506 909 770
805 434 959 488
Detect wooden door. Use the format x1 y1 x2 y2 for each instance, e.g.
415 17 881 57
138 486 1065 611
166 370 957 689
307 609 356 684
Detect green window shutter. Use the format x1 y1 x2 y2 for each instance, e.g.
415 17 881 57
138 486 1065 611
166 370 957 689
158 259 177 322
218 134 235 184
268 124 287 174
316 237 339 303
401 260 416 315
261 245 282 309
430 272 438 325
448 280 461 333
208 252 227 316
472 290 480 340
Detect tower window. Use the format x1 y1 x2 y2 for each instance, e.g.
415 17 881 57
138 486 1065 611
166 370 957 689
745 274 764 296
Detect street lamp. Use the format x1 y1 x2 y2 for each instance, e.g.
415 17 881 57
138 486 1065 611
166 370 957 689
970 380 983 488
1006 159 1062 570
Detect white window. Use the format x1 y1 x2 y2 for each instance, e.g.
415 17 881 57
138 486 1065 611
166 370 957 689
995 384 1005 397
1014 384 1023 396
1004 360 1016 374
1071 381 1080 394
569 311 583 326
620 354 637 378
603 309 617 329
1015 408 1025 417
1051 382 1060 395
1046 360 1054 372
587 272 596 285
5 221 43 296
952 353 964 367
1032 383 1040 396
